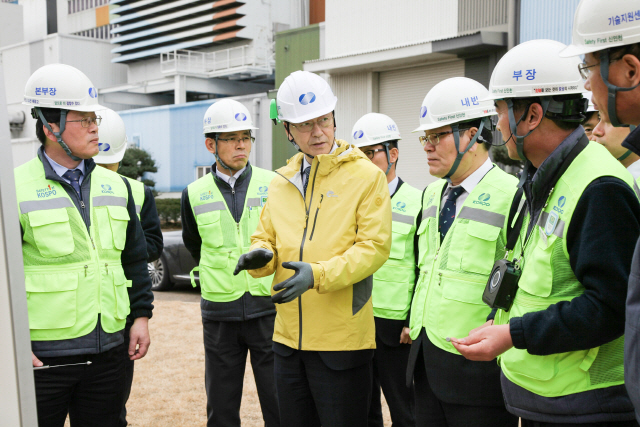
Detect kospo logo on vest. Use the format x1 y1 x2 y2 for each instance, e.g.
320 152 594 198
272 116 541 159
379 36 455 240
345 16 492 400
553 196 566 214
258 186 268 195
473 193 491 206
200 190 214 201
36 184 57 198
101 184 114 194
394 201 407 212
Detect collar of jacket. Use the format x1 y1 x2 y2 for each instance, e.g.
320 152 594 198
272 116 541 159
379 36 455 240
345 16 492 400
212 161 252 188
622 124 640 156
37 145 96 183
524 127 586 218
279 139 365 179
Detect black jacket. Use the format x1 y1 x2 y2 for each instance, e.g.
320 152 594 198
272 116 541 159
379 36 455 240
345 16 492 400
502 128 640 423
30 148 154 357
138 184 163 262
181 163 276 321
622 125 640 423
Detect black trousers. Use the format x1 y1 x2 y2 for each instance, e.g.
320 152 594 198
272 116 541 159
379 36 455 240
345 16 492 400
118 323 134 427
274 347 372 427
368 336 415 427
521 420 640 427
34 344 127 427
413 343 517 427
203 315 280 427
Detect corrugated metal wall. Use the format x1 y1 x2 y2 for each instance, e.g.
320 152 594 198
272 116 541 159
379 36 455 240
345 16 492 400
519 0 580 45
324 0 458 58
331 72 371 142
458 0 508 33
379 60 465 191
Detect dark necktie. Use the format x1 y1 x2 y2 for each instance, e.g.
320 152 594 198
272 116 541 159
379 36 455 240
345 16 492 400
63 169 83 199
302 166 311 197
439 186 464 242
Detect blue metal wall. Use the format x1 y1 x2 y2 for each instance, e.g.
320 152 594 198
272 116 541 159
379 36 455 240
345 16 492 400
118 99 216 194
519 0 581 45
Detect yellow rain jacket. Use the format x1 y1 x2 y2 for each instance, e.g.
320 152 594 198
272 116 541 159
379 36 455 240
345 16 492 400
249 139 392 351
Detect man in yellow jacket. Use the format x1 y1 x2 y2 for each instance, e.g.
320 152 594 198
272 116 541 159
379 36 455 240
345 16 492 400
234 70 392 427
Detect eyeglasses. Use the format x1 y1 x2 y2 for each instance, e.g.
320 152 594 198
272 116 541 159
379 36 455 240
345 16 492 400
66 116 102 128
289 115 334 133
361 148 386 160
578 62 600 80
217 136 255 144
419 129 469 147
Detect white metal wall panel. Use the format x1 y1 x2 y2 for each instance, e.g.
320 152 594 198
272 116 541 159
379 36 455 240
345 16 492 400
458 0 508 33
379 60 465 191
325 0 458 58
331 72 370 143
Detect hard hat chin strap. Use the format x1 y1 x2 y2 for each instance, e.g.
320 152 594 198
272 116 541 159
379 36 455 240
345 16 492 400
600 49 640 128
34 107 81 161
213 132 247 175
383 142 394 175
443 118 488 183
505 98 551 162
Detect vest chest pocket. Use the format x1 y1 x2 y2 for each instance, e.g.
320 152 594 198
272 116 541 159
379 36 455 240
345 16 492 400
461 222 501 275
25 272 78 329
199 251 232 293
518 226 557 298
97 205 130 251
390 221 413 259
28 208 75 258
196 210 224 248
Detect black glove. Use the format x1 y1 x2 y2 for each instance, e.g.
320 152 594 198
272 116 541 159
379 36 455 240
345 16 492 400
272 262 314 304
233 248 273 275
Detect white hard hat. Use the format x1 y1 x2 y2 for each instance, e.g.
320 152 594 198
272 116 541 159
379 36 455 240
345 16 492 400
351 113 401 148
560 0 640 57
203 98 257 134
23 63 103 112
488 39 585 100
413 77 496 133
583 91 598 112
276 71 337 123
94 109 127 164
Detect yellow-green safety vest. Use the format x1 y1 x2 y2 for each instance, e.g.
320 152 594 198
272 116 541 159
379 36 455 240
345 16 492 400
410 166 518 355
372 182 422 320
495 142 634 397
188 167 276 302
16 158 132 341
124 176 145 220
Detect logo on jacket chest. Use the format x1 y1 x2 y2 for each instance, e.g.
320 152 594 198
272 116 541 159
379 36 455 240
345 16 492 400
199 190 215 201
36 184 57 198
473 193 491 207
552 195 566 214
393 201 407 212
101 184 114 194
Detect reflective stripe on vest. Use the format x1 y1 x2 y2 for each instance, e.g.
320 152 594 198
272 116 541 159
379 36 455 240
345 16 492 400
372 183 422 320
410 166 518 356
187 166 276 302
15 158 132 342
124 177 145 219
495 142 633 398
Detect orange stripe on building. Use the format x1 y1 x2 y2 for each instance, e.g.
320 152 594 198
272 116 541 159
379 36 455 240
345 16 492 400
95 5 110 27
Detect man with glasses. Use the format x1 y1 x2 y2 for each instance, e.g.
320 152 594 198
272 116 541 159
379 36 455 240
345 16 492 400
18 64 154 427
180 99 279 427
407 76 518 427
234 70 391 427
351 113 419 427
454 39 640 427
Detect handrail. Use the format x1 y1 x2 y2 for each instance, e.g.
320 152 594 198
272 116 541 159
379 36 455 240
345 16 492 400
160 44 273 77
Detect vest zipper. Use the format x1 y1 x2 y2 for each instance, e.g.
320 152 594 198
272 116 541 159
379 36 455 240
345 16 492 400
308 194 323 241
105 263 108 274
84 265 88 277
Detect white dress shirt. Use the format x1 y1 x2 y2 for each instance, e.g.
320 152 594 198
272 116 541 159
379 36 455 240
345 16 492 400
216 164 246 189
388 176 399 197
440 157 494 216
627 159 640 182
43 150 86 185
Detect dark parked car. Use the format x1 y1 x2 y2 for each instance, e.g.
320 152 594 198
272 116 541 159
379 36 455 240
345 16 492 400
148 230 199 291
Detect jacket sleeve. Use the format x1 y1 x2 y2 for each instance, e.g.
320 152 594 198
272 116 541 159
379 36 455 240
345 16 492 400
122 178 154 320
181 187 202 264
312 167 392 294
248 196 278 277
509 177 640 354
140 185 163 262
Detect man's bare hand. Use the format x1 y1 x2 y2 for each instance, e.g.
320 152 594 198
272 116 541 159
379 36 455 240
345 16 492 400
399 327 412 344
450 324 513 362
468 319 494 336
32 352 43 367
128 317 150 361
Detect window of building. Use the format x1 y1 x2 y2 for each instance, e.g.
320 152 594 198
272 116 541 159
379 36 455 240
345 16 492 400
196 166 212 180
